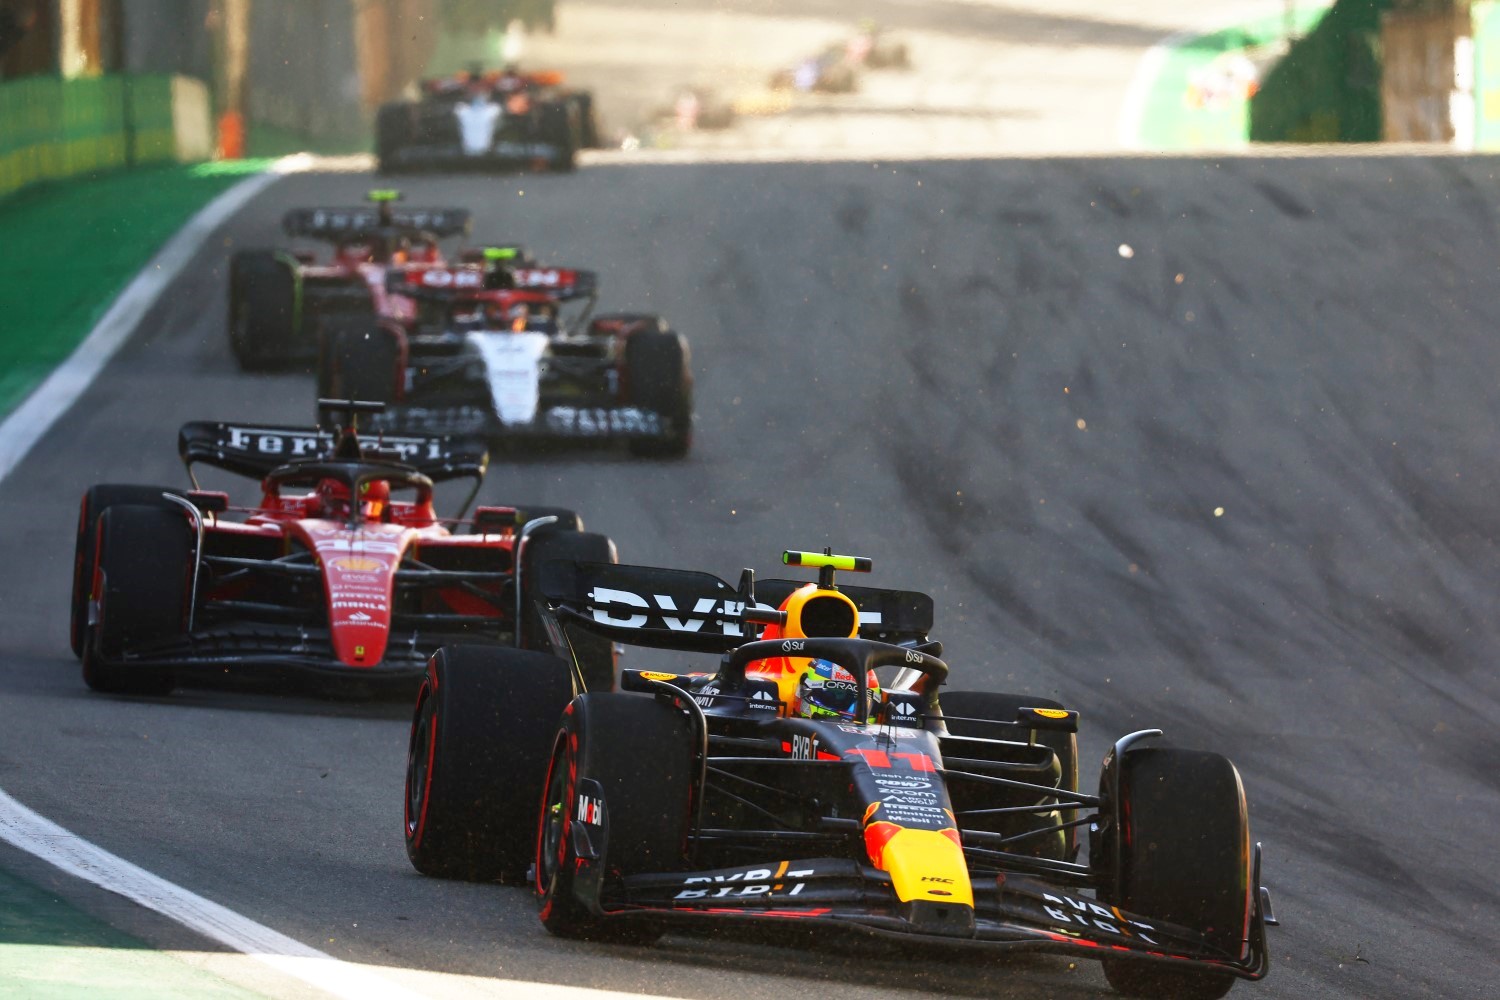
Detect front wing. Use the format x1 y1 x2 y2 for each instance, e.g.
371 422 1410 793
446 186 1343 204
592 859 1269 981
383 140 566 172
369 402 677 444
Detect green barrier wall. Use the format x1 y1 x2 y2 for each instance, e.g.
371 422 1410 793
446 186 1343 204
1476 1 1500 149
1250 0 1391 142
0 75 181 201
1135 6 1330 150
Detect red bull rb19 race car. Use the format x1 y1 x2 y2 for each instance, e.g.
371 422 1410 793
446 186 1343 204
403 550 1274 998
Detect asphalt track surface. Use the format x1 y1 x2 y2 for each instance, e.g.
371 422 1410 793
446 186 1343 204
3 157 1500 999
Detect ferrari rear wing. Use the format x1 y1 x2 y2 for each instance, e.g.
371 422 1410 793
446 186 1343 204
537 560 934 653
282 207 472 241
178 421 488 485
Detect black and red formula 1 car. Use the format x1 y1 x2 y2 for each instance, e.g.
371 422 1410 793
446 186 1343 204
376 66 602 175
68 401 616 697
318 252 693 458
227 190 472 371
404 551 1274 999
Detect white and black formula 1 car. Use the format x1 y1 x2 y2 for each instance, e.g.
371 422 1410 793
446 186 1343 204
403 550 1275 999
69 400 618 697
376 66 601 174
319 254 693 458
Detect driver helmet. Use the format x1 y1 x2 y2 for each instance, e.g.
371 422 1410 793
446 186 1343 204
359 479 390 519
796 659 880 721
315 478 352 519
486 301 533 331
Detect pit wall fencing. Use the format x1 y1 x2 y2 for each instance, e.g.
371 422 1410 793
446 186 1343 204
0 74 212 202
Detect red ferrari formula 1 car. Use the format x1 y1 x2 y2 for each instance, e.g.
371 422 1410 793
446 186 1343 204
227 190 472 371
69 401 616 697
404 551 1274 999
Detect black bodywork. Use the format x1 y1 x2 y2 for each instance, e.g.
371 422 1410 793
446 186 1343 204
529 559 1274 985
376 86 585 174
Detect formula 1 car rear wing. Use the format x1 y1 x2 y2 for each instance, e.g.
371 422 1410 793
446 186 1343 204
538 560 934 654
385 265 598 301
282 207 473 242
178 421 489 486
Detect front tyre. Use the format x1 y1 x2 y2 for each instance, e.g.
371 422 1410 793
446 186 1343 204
535 693 696 942
70 484 184 659
624 330 693 458
228 251 298 370
82 504 190 696
404 645 575 881
1100 747 1251 1000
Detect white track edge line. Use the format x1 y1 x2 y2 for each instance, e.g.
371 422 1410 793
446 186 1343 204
0 153 310 485
0 786 421 1000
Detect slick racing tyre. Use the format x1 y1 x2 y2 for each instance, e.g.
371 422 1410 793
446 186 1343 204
940 690 1078 861
1100 748 1251 1000
71 484 184 659
375 102 412 175
405 646 575 881
539 102 577 172
536 693 695 942
322 324 403 406
573 92 602 149
82 504 190 696
519 529 618 692
623 329 693 459
228 251 298 371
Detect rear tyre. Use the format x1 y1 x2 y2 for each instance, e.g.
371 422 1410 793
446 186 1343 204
1100 748 1250 1000
375 102 412 175
539 102 577 172
573 92 602 148
228 251 298 371
940 690 1078 860
404 645 576 881
82 505 189 696
520 529 618 692
624 330 693 458
322 324 403 406
536 693 695 942
71 484 183 659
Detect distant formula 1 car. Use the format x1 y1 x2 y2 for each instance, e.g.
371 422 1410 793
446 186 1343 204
404 550 1274 999
318 252 693 458
377 66 601 175
68 400 617 697
227 190 471 371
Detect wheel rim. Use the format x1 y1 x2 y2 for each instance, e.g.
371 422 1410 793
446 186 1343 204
537 742 570 896
405 705 434 841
